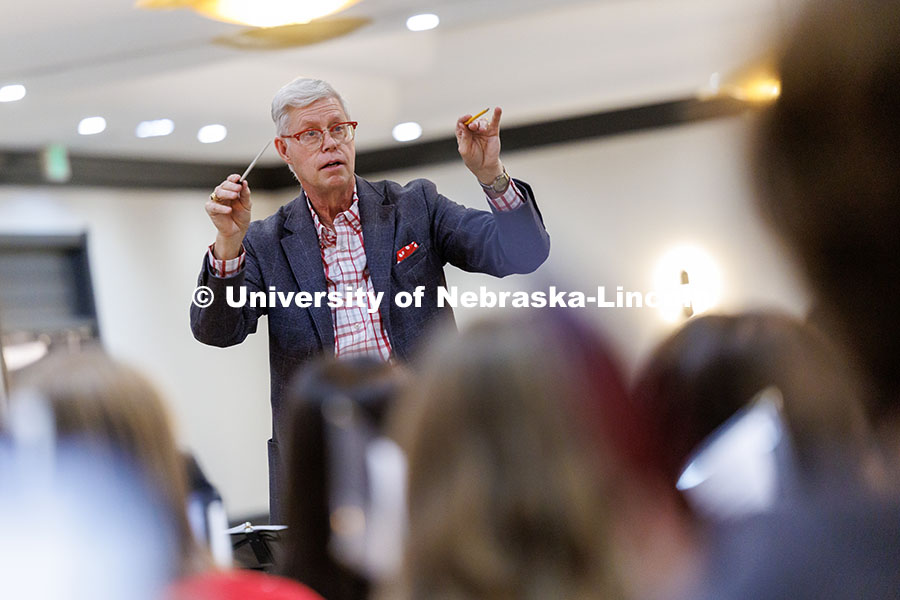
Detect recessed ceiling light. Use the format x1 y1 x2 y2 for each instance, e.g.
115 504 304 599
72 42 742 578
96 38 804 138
136 119 175 138
392 121 423 142
0 84 26 103
406 13 439 32
198 124 228 144
78 117 107 136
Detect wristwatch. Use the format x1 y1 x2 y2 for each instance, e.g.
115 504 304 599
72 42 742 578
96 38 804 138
480 167 510 194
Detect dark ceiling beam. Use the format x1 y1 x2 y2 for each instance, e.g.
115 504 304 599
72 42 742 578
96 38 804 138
0 96 752 191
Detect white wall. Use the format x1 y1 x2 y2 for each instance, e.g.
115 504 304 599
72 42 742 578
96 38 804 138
0 185 287 516
0 114 809 516
369 115 810 369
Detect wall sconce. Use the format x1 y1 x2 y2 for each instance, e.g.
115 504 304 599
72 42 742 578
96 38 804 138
653 244 723 323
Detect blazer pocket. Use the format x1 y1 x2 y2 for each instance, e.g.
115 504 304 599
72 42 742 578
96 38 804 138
396 241 420 264
393 244 427 274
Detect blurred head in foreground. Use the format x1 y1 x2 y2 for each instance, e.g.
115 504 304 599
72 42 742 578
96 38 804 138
633 311 872 512
278 356 407 600
390 310 685 600
752 0 900 425
8 349 205 576
679 4 900 597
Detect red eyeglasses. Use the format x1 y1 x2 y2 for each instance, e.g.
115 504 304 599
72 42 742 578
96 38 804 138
280 121 358 149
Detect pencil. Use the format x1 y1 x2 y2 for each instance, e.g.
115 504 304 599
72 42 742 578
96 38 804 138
464 108 490 126
240 139 271 182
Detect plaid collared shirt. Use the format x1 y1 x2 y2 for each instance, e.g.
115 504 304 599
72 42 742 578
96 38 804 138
207 180 525 360
306 190 392 360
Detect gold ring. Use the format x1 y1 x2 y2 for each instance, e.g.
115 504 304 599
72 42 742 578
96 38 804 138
209 192 219 202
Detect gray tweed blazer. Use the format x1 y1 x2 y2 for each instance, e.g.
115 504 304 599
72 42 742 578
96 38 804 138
190 174 550 520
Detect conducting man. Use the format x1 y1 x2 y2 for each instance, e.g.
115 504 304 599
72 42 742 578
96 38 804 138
190 77 550 519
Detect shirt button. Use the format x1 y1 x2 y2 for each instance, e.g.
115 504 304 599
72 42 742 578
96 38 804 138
353 323 363 332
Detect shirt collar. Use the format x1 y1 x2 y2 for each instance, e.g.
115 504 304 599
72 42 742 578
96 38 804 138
307 188 361 248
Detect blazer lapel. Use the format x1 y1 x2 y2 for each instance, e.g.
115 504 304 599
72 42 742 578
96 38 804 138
356 177 396 337
281 191 335 354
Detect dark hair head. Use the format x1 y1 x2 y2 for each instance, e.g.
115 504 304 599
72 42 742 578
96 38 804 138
753 0 900 417
633 311 869 492
278 356 405 600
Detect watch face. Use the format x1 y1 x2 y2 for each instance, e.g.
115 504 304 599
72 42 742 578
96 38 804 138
492 172 510 193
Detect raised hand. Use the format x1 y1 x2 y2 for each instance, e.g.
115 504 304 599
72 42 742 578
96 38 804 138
206 174 252 260
456 106 504 184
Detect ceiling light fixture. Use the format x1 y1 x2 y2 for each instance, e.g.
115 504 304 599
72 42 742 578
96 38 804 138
392 122 422 142
136 119 175 138
0 84 26 103
78 117 107 136
213 17 371 49
136 0 361 28
198 124 227 144
406 13 439 32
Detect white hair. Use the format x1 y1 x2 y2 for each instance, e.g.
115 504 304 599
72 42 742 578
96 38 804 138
270 77 351 136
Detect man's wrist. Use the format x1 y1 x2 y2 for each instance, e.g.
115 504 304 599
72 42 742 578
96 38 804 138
475 162 505 186
478 166 511 196
213 236 244 261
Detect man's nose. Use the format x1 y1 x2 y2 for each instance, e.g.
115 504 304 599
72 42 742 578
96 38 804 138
320 129 338 151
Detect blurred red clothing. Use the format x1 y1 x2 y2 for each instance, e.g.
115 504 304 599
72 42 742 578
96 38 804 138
168 570 324 600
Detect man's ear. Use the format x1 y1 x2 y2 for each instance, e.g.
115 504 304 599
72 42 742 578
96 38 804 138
274 137 290 163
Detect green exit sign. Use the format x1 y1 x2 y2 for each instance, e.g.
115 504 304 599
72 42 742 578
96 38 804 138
41 144 72 183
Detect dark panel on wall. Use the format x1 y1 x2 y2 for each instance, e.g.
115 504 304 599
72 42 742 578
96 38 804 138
0 151 248 190
0 96 752 190
0 234 100 337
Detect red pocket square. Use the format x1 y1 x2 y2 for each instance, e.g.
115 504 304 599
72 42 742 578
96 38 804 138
396 241 419 264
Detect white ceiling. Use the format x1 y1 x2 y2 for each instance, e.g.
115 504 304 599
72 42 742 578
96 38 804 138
0 0 788 166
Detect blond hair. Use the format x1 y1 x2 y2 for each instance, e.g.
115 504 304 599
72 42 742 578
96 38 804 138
12 349 208 575
391 315 626 600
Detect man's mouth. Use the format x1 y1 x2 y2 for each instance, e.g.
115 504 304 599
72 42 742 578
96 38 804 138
321 160 344 170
